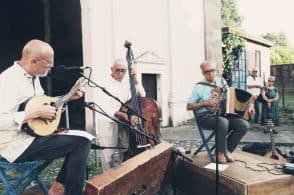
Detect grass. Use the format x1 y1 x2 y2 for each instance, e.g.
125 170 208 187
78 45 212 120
0 152 103 193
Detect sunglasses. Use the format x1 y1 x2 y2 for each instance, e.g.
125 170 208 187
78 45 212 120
203 69 216 75
115 68 126 73
268 80 275 82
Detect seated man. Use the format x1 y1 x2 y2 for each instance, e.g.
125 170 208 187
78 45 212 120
186 61 250 163
96 58 146 167
0 39 91 195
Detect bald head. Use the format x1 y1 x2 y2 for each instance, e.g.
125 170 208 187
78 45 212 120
22 39 54 59
111 58 128 81
111 58 127 69
200 60 217 82
19 39 54 77
200 61 216 71
250 67 258 77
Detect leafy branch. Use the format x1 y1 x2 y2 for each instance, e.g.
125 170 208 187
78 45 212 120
222 33 245 86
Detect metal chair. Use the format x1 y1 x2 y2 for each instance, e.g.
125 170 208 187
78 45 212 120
0 157 52 195
192 111 215 162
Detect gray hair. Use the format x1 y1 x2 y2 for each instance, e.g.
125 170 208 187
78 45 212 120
200 60 216 70
268 76 275 81
112 58 127 68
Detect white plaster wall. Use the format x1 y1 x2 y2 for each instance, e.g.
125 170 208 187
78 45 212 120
167 0 205 126
81 0 206 128
81 0 116 130
245 41 271 81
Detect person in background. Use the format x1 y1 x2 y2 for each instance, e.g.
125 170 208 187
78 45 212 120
246 67 264 124
186 61 250 164
96 58 146 169
262 76 279 133
0 39 90 195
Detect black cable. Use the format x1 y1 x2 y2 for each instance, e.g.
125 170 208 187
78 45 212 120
235 159 285 175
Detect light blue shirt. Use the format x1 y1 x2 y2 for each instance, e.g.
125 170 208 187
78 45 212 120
187 76 228 115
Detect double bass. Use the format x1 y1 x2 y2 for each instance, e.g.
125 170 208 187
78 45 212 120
120 41 161 158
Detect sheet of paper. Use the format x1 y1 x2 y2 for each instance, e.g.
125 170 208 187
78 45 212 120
58 130 96 141
204 163 229 171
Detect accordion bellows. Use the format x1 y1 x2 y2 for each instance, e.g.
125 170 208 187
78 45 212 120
226 87 255 120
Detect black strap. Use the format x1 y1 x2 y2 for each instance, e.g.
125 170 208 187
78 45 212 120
196 82 223 92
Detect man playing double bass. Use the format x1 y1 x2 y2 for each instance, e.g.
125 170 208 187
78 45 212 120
96 58 146 169
186 61 250 163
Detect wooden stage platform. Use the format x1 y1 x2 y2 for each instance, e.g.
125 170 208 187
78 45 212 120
175 150 294 195
84 141 173 195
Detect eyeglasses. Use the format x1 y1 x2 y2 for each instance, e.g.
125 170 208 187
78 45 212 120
36 58 53 67
115 68 126 73
203 69 216 75
268 80 275 82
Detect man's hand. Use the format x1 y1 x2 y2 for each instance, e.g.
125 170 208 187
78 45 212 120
24 105 57 121
248 84 262 89
204 98 218 108
70 80 85 101
254 85 262 89
130 68 139 84
130 115 139 126
248 103 255 116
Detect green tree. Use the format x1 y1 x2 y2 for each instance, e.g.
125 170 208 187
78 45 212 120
221 0 243 28
262 32 294 64
221 0 245 85
262 32 288 47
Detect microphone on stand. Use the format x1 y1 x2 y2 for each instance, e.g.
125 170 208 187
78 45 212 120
52 65 89 71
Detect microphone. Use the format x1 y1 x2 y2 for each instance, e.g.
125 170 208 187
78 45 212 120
52 65 89 71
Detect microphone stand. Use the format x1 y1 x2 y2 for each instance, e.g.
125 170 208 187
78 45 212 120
79 72 147 123
215 108 220 195
83 102 159 144
171 148 193 195
79 71 160 144
91 144 126 150
214 78 228 195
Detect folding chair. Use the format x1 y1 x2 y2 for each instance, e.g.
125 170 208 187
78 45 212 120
0 157 52 195
192 111 215 162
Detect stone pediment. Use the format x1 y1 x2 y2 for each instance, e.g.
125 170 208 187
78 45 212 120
134 50 165 65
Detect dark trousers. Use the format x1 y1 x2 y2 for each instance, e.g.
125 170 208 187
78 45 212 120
254 100 262 124
197 113 249 153
15 135 91 195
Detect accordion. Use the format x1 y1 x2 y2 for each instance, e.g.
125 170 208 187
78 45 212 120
224 87 255 120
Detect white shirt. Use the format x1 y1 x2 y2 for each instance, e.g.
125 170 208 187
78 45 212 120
0 62 44 162
97 75 146 121
246 75 263 96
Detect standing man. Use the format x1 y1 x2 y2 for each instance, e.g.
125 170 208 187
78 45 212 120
0 39 91 195
186 61 250 163
96 58 145 169
246 67 263 124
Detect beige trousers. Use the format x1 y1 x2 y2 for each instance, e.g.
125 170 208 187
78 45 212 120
96 120 118 170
